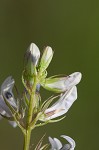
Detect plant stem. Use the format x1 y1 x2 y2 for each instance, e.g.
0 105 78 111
23 128 31 150
23 75 38 150
27 76 37 124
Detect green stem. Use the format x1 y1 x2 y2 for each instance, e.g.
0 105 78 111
23 129 31 150
27 76 37 124
23 75 38 150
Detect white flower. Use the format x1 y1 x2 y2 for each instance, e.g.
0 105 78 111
26 43 40 66
40 86 77 121
49 135 75 150
0 77 17 127
40 46 53 72
41 72 82 93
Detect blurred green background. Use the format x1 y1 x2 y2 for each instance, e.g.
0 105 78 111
0 0 98 149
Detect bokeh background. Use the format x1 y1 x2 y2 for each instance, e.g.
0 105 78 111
0 0 98 149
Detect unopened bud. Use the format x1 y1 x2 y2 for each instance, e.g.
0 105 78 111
25 43 40 75
40 46 53 72
28 43 40 66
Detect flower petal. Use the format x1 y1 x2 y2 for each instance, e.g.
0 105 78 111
54 138 62 149
61 144 71 150
8 121 17 128
49 137 62 150
44 86 77 120
41 72 82 93
1 76 14 92
27 43 40 66
0 95 11 116
1 76 17 108
0 107 6 120
61 135 76 150
49 137 57 149
66 72 82 89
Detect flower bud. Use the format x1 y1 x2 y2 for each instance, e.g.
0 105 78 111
40 46 53 72
28 43 40 66
25 43 40 75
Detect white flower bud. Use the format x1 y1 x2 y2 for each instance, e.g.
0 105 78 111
25 43 40 76
27 43 40 66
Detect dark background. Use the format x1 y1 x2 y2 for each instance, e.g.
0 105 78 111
0 0 98 149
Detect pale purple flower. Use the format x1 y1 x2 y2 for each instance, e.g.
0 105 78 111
61 135 76 150
49 137 62 150
49 135 76 150
0 77 17 127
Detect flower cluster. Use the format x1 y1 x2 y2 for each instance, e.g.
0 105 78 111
0 43 82 150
